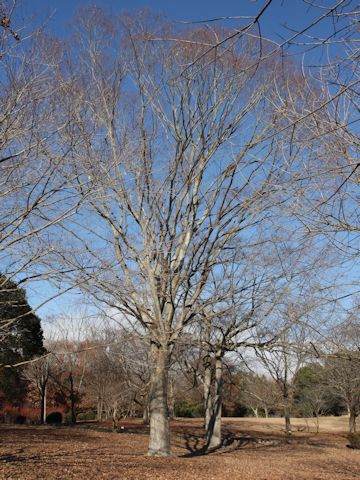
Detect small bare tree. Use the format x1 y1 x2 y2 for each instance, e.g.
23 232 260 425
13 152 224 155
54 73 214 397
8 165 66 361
325 315 360 433
255 317 311 435
24 354 51 423
85 326 151 423
240 373 280 419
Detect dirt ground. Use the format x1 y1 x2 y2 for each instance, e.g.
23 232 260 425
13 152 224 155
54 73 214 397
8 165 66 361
0 417 359 480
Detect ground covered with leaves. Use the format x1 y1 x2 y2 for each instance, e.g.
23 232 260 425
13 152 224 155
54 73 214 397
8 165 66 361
0 418 359 479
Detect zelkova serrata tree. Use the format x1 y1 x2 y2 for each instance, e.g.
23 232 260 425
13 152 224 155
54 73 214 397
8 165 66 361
50 11 299 455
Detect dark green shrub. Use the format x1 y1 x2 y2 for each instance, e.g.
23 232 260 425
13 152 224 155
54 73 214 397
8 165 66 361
63 413 73 424
231 404 250 418
15 415 26 424
348 433 360 449
77 411 96 421
46 412 62 424
175 401 203 418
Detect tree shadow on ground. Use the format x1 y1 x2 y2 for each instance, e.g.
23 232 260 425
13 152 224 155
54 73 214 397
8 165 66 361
0 453 23 463
180 431 276 457
179 428 332 457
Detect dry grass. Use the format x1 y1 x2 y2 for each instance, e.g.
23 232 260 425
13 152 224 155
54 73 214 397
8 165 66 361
0 417 359 479
226 415 351 433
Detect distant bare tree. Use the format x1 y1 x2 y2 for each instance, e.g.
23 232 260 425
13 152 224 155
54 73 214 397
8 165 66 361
255 318 311 435
325 314 360 432
48 315 90 424
325 352 360 433
24 354 51 423
240 373 280 419
84 323 151 424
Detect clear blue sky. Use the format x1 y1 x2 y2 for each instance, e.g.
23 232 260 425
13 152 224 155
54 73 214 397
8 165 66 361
22 0 332 48
13 0 352 324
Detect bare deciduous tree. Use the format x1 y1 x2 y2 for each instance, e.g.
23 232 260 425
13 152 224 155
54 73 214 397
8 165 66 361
255 319 311 435
45 10 300 455
24 354 51 424
325 315 360 432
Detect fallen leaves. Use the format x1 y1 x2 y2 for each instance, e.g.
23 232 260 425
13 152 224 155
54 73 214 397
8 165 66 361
0 419 359 479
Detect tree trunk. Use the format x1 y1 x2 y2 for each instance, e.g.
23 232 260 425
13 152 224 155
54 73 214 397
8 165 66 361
251 407 259 418
112 403 118 431
264 407 268 419
315 413 320 434
69 375 76 424
97 397 103 421
40 384 47 424
349 408 357 433
148 343 171 456
142 404 149 424
284 411 292 436
283 386 292 436
203 351 212 431
70 396 77 424
168 378 175 419
207 348 223 449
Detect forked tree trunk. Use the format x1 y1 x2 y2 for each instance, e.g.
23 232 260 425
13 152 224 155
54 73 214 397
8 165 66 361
206 348 223 449
251 407 259 418
148 343 171 456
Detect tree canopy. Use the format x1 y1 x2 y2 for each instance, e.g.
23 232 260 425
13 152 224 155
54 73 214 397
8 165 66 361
0 274 45 405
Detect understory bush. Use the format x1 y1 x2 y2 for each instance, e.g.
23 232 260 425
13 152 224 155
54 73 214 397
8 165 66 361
15 415 26 424
348 433 360 449
175 401 204 418
77 411 96 421
46 412 62 424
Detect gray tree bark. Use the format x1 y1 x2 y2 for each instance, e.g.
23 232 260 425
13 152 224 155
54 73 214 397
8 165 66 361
206 348 223 449
283 387 292 436
349 408 357 433
142 404 149 424
203 352 212 432
148 343 171 456
284 410 292 436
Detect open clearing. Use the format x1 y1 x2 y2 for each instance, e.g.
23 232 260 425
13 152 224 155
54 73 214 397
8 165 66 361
0 417 359 479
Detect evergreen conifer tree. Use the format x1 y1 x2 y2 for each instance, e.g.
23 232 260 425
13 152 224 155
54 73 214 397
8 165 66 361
0 275 45 405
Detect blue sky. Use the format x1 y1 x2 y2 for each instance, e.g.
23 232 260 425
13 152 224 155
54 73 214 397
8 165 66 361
27 0 299 29
16 0 349 71
23 0 331 46
10 0 355 326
